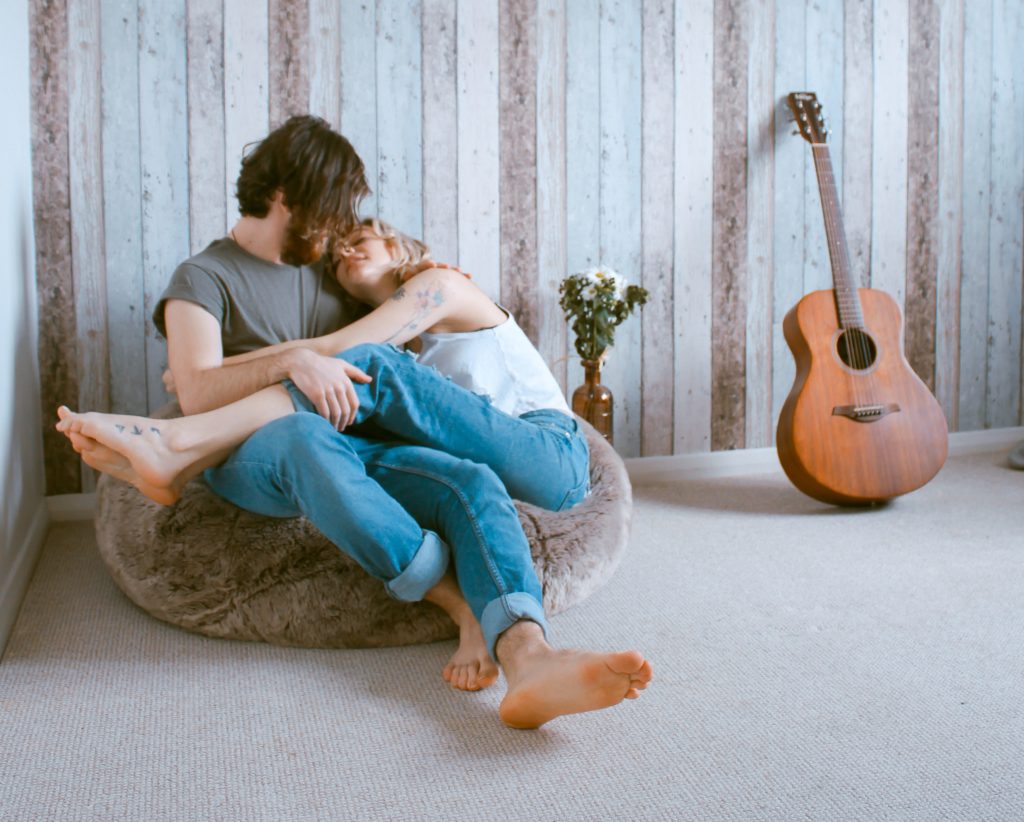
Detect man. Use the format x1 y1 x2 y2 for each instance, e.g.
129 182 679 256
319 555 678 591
70 116 651 729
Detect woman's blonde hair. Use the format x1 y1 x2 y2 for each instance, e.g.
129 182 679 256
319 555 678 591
333 217 431 286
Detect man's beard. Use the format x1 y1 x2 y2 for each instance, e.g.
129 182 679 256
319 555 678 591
281 222 328 266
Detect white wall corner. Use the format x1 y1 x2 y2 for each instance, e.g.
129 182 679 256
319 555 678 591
0 498 49 660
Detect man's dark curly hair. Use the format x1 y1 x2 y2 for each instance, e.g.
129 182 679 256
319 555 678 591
235 115 369 238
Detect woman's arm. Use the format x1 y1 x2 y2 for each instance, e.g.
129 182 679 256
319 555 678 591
220 267 480 366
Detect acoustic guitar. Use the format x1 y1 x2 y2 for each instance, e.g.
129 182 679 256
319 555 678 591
775 92 948 506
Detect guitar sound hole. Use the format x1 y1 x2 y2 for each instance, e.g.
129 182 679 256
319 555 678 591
836 329 877 370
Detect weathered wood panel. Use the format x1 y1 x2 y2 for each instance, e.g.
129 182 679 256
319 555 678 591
456 0 500 297
599 0 643 457
535 0 568 393
842 0 873 290
421 0 458 264
710 0 748 452
269 0 310 128
870 0 909 306
139 0 189 411
340 0 377 217
376 0 422 235
67 0 108 492
986 0 1024 428
771 0 805 435
308 0 341 128
564 0 600 405
957 0 992 431
101 0 146 416
224 0 269 227
905 0 941 391
186 0 226 251
804 0 844 296
640 0 675 456
30 0 80 494
674 0 714 454
499 0 538 344
934 0 964 428
745 0 774 448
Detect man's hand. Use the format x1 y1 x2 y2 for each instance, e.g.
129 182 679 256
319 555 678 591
285 348 372 431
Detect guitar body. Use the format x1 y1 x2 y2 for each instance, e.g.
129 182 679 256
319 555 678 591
776 288 948 505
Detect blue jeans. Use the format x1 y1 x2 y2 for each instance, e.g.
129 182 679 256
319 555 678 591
204 344 590 657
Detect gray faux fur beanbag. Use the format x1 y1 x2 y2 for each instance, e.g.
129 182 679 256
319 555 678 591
93 412 633 648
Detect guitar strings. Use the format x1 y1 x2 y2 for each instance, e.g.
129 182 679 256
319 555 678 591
814 145 870 409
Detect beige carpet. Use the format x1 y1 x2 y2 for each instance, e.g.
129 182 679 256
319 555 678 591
2 452 1022 821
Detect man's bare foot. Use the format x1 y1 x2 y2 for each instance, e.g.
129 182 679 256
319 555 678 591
442 611 499 692
56 406 195 504
496 622 653 730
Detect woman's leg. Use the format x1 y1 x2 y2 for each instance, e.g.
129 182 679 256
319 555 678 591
358 440 652 728
311 344 592 510
55 384 295 503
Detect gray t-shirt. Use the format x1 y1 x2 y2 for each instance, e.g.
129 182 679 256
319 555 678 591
154 238 365 354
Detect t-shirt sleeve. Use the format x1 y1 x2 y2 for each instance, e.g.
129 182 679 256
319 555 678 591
152 263 229 339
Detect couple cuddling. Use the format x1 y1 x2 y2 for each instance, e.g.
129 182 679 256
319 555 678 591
57 115 652 730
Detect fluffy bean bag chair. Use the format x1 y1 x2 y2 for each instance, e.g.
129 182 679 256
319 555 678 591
94 409 633 648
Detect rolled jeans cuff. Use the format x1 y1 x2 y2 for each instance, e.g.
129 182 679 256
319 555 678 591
481 593 550 660
385 530 450 602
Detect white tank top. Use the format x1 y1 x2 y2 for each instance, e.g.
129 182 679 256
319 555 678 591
415 309 570 417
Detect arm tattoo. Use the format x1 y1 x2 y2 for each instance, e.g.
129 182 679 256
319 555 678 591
382 282 447 344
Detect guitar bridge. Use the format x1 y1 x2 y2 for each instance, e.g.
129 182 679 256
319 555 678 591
832 403 900 422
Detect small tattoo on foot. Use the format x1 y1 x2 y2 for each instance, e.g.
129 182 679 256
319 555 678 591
132 425 143 435
115 424 126 433
150 427 161 436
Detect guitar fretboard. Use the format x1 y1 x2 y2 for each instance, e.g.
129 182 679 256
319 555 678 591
811 144 864 330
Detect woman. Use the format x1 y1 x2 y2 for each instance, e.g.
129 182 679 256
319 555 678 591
57 219 592 694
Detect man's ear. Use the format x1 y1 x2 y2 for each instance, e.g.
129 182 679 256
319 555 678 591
270 189 289 217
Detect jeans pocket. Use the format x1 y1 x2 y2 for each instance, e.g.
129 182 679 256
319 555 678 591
556 472 590 511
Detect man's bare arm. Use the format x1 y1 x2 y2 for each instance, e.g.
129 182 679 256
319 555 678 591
164 300 369 428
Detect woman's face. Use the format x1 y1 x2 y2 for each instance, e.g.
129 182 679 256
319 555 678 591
335 227 395 298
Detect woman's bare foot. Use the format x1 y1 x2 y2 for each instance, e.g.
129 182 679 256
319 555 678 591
56 406 195 504
66 429 180 505
496 622 653 730
442 611 500 692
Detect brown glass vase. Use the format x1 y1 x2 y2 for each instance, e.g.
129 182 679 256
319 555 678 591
572 359 613 444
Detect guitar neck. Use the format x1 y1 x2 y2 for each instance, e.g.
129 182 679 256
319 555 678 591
810 144 864 329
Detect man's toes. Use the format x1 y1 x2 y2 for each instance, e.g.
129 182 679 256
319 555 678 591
625 688 640 699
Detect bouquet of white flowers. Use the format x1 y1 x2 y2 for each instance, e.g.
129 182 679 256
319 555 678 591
558 266 648 362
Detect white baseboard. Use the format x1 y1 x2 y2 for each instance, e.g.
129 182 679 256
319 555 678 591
47 493 97 522
624 426 1024 486
46 426 1024 511
0 498 49 659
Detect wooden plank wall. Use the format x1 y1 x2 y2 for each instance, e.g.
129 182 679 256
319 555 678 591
30 0 1024 493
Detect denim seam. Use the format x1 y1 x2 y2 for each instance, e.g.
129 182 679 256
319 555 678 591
365 460 510 601
212 460 289 496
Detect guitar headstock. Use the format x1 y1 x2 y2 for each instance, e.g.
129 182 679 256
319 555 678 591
787 92 829 145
